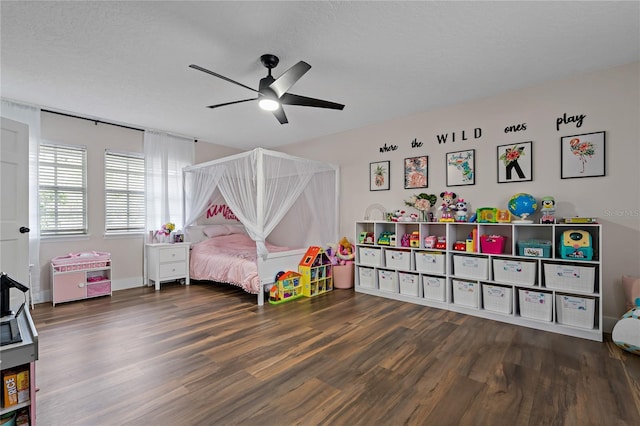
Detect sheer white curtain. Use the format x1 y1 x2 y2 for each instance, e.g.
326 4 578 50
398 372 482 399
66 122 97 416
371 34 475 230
0 100 42 303
144 131 194 234
183 148 338 259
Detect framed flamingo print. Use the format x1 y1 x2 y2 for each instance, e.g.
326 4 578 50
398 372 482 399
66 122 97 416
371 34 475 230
497 141 532 183
561 131 605 179
404 156 428 189
370 161 390 191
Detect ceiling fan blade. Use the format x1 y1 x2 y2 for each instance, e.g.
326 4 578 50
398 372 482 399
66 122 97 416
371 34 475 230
206 98 257 109
280 93 345 110
189 64 258 93
272 107 288 124
269 61 311 98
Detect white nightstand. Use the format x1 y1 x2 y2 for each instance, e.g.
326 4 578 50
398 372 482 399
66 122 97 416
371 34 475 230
144 242 191 290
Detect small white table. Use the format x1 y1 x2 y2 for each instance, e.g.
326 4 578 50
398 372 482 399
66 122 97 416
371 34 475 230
144 242 191 290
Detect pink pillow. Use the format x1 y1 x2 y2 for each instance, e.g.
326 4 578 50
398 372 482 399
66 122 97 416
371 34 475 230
203 224 246 238
622 275 640 310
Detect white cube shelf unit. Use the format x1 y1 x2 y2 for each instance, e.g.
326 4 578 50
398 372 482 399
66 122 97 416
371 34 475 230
354 221 603 341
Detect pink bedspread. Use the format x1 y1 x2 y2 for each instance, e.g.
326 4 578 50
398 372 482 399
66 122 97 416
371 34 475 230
189 233 289 294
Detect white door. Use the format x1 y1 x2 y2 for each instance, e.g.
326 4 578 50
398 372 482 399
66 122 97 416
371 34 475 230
0 117 30 310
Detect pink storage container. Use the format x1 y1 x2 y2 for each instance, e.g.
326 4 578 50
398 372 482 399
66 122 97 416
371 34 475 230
87 281 111 297
480 235 505 254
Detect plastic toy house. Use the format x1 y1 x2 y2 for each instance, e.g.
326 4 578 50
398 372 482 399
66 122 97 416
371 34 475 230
269 271 303 304
298 246 333 297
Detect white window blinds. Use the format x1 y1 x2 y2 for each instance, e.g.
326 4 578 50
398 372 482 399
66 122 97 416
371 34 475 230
105 150 145 233
39 143 87 236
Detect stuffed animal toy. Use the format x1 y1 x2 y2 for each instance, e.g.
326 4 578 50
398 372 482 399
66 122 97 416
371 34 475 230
336 237 355 265
439 191 457 222
613 297 640 356
454 199 468 222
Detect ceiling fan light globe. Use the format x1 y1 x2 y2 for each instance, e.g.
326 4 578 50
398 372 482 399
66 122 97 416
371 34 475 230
258 98 280 111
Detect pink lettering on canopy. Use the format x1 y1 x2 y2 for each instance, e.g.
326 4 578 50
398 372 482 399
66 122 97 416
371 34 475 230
206 204 239 221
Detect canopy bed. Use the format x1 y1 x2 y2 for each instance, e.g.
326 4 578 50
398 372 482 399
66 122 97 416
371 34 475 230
182 148 339 305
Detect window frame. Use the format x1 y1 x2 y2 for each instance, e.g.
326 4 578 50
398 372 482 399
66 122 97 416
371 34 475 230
104 149 145 235
38 142 88 237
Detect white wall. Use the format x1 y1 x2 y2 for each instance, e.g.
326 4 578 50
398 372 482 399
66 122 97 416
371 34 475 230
38 112 241 301
281 62 640 327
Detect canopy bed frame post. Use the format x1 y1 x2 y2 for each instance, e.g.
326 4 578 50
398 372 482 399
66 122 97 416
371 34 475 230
256 149 265 306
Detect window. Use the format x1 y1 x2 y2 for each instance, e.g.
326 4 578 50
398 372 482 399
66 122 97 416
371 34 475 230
39 143 87 236
105 150 145 233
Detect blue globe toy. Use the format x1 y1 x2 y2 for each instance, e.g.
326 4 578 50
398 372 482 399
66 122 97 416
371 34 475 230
508 193 537 222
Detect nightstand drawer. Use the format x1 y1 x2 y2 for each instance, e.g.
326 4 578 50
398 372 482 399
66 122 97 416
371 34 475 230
159 262 187 279
159 247 187 263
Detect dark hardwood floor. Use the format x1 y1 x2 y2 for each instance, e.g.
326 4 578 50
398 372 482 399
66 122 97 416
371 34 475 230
31 283 640 426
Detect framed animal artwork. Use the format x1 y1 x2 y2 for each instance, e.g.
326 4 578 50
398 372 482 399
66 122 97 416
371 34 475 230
561 131 605 179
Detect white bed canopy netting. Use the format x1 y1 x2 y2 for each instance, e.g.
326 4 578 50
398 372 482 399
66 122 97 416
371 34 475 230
183 148 339 258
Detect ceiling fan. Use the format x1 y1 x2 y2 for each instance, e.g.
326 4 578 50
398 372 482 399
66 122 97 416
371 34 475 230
189 54 345 124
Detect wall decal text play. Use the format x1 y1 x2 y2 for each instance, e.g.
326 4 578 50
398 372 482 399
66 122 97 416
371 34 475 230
556 113 586 131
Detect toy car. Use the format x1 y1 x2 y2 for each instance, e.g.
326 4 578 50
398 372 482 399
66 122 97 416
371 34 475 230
378 231 394 245
434 237 447 250
454 241 467 251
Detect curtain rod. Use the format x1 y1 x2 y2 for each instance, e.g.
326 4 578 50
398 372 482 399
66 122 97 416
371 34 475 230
41 109 145 133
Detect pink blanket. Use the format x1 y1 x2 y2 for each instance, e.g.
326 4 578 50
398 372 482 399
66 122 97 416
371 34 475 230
189 233 289 294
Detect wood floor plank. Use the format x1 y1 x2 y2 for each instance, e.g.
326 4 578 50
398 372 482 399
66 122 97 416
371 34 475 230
29 283 640 425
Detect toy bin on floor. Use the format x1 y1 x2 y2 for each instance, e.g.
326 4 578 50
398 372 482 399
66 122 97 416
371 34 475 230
452 279 479 308
378 269 398 293
555 294 596 329
453 255 488 280
333 264 354 289
482 284 513 314
518 289 552 322
423 276 446 302
415 251 445 274
544 263 596 293
518 240 552 258
480 235 506 254
493 258 536 286
399 272 420 297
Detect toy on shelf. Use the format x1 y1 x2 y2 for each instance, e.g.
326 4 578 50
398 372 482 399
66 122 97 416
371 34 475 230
508 193 538 223
559 229 593 261
477 207 497 223
378 231 394 245
497 209 511 222
562 217 598 224
410 232 420 247
359 231 375 244
480 234 506 254
269 271 304 304
438 191 457 222
434 236 447 250
454 199 469 222
424 235 437 249
540 196 556 224
401 233 411 247
453 241 467 251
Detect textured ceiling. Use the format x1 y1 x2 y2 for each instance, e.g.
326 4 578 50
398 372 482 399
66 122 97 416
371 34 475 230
2 1 639 150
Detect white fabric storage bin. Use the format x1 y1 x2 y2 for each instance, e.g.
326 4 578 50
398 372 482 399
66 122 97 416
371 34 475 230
357 266 376 288
556 294 596 329
452 279 479 308
423 275 446 302
358 246 382 267
415 251 445 274
399 272 420 297
518 289 552 322
493 258 536 286
385 249 411 270
482 284 513 314
378 269 398 293
453 255 488 279
544 263 596 293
